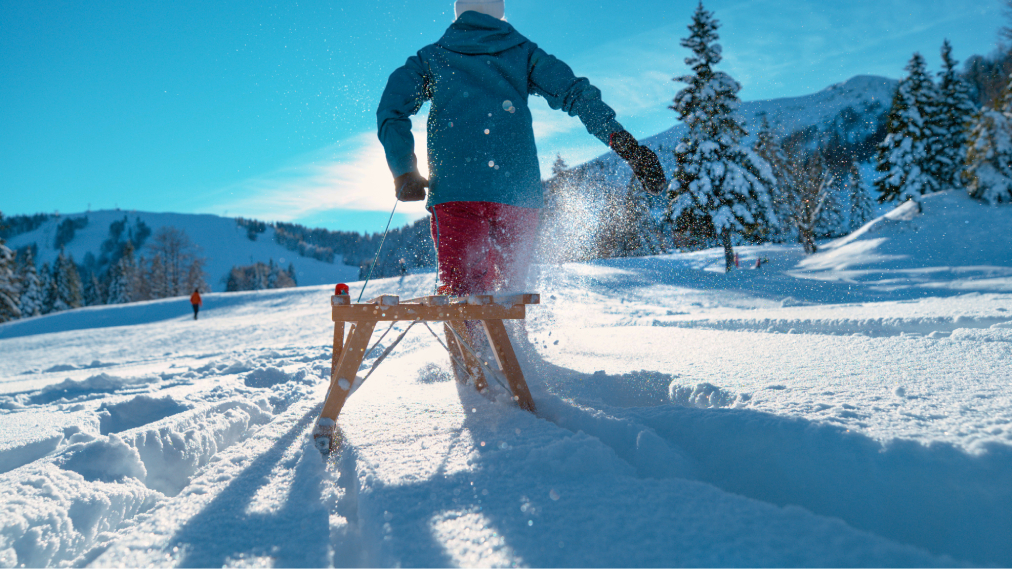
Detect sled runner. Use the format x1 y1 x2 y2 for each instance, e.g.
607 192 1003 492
313 289 539 453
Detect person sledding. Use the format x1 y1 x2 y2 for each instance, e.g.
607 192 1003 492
376 0 665 382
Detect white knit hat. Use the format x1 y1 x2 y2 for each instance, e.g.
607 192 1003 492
454 0 505 20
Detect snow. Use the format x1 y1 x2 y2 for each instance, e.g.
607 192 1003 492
1 191 1011 566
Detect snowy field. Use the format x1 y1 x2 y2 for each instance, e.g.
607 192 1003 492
1 191 1011 567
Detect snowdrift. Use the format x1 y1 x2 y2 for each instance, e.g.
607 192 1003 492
1 196 1011 567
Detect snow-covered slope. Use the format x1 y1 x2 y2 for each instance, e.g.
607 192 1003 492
1 193 1011 567
5 210 359 289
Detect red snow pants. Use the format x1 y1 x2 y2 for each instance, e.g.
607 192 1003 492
429 201 540 296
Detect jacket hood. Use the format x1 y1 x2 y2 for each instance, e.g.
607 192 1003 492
436 11 527 55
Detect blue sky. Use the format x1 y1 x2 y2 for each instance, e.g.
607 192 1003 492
1 0 1003 232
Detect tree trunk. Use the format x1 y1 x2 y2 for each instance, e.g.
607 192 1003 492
721 231 735 272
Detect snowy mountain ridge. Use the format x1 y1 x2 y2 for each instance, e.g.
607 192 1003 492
567 74 897 187
5 210 358 290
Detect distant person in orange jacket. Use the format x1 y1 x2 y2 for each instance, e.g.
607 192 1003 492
190 289 202 320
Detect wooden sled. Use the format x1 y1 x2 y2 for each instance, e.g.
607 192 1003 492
313 291 540 453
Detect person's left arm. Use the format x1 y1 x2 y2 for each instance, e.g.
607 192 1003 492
527 46 666 194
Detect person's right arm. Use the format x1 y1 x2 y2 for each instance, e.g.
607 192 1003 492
377 55 431 201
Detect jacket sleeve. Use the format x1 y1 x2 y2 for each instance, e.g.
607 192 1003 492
377 54 431 178
527 46 624 145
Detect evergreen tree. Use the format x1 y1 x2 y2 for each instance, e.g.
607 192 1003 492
286 263 298 286
964 77 1012 204
17 248 44 318
107 241 139 304
49 249 83 312
847 162 876 231
38 262 54 314
266 259 279 289
667 2 776 271
83 271 104 306
0 239 21 323
876 52 941 203
935 40 978 190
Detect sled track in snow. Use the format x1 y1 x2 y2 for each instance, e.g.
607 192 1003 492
527 355 1012 567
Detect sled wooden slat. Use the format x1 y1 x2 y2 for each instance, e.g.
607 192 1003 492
332 302 527 322
314 292 540 453
368 295 400 306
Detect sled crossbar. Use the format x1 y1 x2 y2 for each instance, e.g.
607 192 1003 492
314 293 540 453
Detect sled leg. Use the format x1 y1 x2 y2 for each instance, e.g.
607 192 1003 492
482 319 536 413
314 320 376 453
445 320 488 392
331 322 345 374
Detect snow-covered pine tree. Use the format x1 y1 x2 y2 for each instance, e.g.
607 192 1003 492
286 263 298 286
38 262 53 314
847 162 876 231
107 241 139 304
668 2 776 271
964 76 1012 204
50 249 83 312
934 40 978 190
267 259 278 289
17 248 44 318
876 52 941 203
83 271 104 306
752 116 793 243
0 239 21 323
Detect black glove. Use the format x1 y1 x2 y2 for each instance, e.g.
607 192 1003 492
394 171 428 202
610 131 666 195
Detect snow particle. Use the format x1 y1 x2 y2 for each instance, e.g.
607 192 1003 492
549 489 560 501
488 161 495 168
528 520 533 526
894 386 907 397
463 91 469 98
502 100 512 111
338 378 350 391
484 129 490 135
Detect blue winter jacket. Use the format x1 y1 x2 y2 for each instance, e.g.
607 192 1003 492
377 11 625 210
